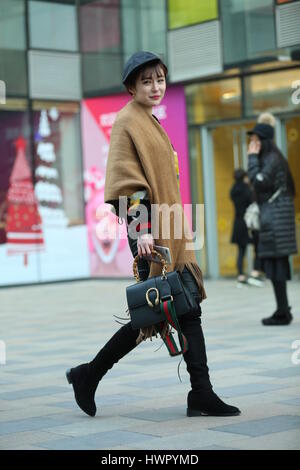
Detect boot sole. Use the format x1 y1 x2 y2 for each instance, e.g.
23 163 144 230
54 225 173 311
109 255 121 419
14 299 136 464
187 407 241 417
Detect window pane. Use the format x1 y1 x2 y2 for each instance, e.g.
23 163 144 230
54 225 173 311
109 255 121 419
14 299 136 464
245 68 300 116
285 116 300 274
0 0 26 50
32 101 84 227
121 0 167 63
168 0 218 29
32 101 88 281
0 0 27 96
0 50 28 97
221 0 276 66
80 0 122 94
188 128 207 275
29 0 78 51
79 0 120 53
186 79 241 124
0 100 40 284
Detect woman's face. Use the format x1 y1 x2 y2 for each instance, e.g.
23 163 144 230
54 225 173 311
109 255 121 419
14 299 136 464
129 65 166 108
250 134 261 145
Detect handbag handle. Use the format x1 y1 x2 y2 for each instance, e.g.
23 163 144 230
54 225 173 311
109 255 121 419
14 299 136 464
133 249 168 282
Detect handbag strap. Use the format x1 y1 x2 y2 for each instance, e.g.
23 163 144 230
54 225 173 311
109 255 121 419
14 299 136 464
158 299 188 356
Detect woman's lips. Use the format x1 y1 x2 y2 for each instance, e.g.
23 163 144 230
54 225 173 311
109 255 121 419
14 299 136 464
150 95 160 99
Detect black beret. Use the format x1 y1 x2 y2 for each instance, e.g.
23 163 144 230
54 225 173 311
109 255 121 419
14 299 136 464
122 51 165 84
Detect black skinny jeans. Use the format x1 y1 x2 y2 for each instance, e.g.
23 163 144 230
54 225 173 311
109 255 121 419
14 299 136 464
126 234 212 391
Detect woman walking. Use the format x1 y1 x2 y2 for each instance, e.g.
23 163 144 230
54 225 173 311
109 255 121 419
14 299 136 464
247 121 297 325
230 169 252 286
66 51 240 418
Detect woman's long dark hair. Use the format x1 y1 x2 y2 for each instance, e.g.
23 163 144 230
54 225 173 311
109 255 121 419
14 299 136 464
260 139 295 197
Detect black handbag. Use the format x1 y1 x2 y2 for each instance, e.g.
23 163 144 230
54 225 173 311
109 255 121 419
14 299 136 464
126 250 195 356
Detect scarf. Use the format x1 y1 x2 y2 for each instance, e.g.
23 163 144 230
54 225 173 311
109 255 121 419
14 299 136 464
104 99 206 301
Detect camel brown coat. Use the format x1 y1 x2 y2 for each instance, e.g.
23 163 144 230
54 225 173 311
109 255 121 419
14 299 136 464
104 99 206 301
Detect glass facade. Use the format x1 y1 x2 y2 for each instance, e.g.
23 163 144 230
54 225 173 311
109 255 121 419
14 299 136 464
28 0 78 51
220 0 276 66
188 128 207 275
121 0 167 63
0 0 300 283
80 0 167 95
80 0 122 94
0 0 27 97
244 68 300 116
186 79 242 124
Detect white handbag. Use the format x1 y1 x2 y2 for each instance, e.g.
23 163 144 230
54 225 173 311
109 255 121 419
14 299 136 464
244 188 283 231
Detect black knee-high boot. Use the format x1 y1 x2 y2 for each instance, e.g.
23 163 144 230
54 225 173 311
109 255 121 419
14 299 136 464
66 322 139 416
180 316 241 417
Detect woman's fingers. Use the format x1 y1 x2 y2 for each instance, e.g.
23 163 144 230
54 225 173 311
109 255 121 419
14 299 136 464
137 234 154 257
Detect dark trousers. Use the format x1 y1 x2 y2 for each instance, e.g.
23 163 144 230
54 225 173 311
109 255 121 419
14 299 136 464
237 244 247 276
251 230 261 272
89 235 212 392
271 280 289 310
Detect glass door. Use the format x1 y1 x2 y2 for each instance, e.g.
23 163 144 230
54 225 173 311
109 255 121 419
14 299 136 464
282 116 300 276
210 122 255 276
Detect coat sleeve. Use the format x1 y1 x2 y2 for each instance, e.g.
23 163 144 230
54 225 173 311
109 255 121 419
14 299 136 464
248 153 277 192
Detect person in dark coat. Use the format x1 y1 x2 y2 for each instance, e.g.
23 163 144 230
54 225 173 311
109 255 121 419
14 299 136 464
247 123 297 325
230 169 252 285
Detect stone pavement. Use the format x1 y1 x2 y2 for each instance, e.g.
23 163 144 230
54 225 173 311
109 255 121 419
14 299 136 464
0 277 299 450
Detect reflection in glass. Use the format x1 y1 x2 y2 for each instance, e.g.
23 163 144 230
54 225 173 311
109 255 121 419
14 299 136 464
0 0 27 96
186 79 241 124
188 128 207 275
285 116 300 275
32 102 84 227
79 0 122 93
245 68 300 116
121 0 166 63
28 0 78 51
220 0 276 66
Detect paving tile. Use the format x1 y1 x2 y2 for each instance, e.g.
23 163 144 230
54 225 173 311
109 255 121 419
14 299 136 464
211 415 300 437
253 367 300 378
0 415 81 436
279 398 300 407
38 430 158 450
0 386 70 401
121 406 185 423
1 278 299 450
214 382 287 398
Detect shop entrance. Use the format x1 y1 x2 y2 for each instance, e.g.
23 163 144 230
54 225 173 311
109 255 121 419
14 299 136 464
281 116 300 276
201 117 299 278
209 122 255 277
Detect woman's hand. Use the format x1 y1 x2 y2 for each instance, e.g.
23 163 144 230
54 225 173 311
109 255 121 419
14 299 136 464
137 233 154 257
247 140 261 155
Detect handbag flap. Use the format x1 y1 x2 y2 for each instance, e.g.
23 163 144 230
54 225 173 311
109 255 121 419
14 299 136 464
126 271 183 310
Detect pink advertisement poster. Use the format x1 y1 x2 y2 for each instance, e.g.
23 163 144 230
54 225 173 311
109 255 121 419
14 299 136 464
81 86 191 277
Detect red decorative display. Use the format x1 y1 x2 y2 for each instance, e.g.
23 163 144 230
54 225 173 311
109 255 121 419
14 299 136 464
5 136 45 266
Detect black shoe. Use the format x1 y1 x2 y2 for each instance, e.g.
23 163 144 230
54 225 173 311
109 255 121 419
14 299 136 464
66 363 98 417
262 307 293 326
187 390 241 417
